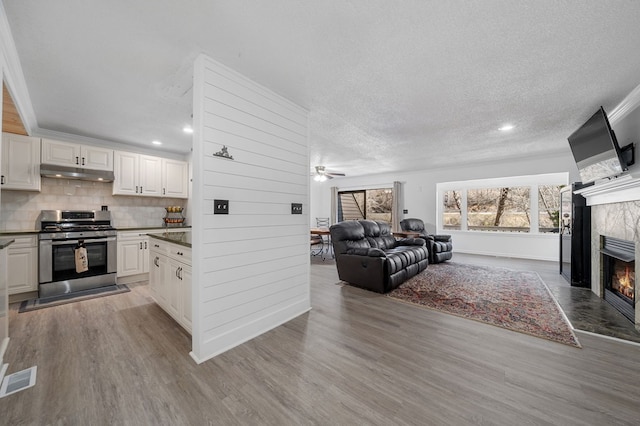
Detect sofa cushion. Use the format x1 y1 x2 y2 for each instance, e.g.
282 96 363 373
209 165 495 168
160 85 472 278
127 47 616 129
330 220 371 256
361 220 397 249
384 245 428 274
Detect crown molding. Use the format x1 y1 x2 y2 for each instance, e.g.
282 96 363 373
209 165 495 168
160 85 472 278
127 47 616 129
0 2 38 135
609 82 640 126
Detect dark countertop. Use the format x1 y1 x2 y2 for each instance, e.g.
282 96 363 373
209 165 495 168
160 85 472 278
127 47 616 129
148 231 191 248
0 230 39 235
116 226 191 232
0 238 16 250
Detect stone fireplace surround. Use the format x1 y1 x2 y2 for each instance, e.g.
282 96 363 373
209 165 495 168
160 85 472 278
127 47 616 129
580 178 640 327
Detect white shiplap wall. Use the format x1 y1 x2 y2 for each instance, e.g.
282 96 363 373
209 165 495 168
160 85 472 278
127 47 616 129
190 55 311 363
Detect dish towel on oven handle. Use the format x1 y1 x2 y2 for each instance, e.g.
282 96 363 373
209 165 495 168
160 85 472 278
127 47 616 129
75 242 89 273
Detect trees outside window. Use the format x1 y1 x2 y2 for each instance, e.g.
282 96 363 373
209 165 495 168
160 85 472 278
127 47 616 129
538 185 562 233
467 187 531 232
440 175 565 234
338 188 392 222
443 190 462 230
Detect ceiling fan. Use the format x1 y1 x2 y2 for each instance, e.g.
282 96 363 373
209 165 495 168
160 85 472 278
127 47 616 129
312 166 345 181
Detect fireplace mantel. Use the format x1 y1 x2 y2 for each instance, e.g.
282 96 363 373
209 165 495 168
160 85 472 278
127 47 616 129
574 173 640 206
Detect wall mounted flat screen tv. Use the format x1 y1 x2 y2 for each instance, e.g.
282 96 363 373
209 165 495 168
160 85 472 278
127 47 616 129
567 106 627 183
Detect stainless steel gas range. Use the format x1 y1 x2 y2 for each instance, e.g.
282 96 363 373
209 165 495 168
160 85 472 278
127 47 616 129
38 210 117 298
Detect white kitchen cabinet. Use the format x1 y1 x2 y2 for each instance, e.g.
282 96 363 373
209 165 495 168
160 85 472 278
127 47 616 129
113 151 165 197
162 158 189 198
139 155 163 196
41 139 113 171
1 133 41 191
6 235 38 295
116 231 150 277
149 236 191 333
149 243 169 307
178 264 192 331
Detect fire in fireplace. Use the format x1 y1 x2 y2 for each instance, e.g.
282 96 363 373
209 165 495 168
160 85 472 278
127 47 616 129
611 260 635 300
601 236 636 322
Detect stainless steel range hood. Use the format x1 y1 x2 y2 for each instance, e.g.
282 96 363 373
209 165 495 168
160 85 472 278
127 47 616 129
40 164 115 182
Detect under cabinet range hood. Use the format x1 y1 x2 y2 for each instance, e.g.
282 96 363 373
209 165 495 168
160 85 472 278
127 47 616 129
40 164 115 182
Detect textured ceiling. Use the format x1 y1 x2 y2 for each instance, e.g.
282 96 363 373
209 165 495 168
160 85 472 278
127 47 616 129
4 1 640 177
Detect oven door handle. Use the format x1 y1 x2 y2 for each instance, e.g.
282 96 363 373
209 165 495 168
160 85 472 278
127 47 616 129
50 237 116 246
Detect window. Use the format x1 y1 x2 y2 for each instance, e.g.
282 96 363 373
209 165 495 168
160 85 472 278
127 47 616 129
538 185 562 233
467 187 530 232
443 190 462 230
438 173 566 234
338 188 392 222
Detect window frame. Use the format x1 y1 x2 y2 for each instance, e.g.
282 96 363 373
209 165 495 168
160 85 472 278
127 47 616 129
436 173 568 235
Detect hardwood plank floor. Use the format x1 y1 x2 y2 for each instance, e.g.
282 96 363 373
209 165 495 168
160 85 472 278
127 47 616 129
1 256 640 425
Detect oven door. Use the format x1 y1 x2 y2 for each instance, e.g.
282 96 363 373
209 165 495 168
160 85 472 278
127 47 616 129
39 237 117 284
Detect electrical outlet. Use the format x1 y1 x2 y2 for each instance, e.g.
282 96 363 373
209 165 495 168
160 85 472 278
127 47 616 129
214 199 229 214
291 203 303 214
403 209 408 214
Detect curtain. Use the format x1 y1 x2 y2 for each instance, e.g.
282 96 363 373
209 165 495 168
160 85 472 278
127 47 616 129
392 181 403 232
330 186 337 225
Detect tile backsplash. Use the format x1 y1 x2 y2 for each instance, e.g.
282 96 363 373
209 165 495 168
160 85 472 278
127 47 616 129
0 177 187 231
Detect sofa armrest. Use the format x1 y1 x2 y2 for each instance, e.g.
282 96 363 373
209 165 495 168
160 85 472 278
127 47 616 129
432 234 452 242
347 247 387 257
395 237 426 247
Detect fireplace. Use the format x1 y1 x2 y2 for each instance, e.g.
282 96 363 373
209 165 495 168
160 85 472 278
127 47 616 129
601 236 636 322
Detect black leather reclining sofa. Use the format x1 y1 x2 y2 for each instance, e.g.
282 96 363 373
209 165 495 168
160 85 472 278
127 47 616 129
329 220 429 293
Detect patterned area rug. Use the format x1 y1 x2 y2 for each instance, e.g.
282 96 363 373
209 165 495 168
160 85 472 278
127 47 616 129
387 263 581 348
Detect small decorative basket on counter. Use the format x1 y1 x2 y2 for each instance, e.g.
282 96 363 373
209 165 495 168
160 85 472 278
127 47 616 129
164 206 185 226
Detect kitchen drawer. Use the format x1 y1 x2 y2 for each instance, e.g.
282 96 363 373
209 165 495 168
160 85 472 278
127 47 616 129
149 239 169 255
168 245 191 265
9 235 37 249
117 231 149 241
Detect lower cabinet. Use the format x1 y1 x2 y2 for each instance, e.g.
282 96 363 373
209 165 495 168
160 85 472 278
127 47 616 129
117 233 149 277
7 235 38 295
149 239 191 333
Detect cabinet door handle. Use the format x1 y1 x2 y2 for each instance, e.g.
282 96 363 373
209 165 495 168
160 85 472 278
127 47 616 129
154 257 159 267
81 157 85 166
144 241 147 249
139 242 143 249
1 175 4 185
135 186 139 193
154 244 159 248
178 267 183 280
75 156 79 165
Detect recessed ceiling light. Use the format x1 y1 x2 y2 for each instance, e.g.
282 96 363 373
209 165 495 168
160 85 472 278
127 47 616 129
152 140 162 145
498 124 515 131
183 126 194 134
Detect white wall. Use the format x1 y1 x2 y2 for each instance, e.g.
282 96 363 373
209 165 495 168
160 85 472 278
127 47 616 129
311 152 578 261
191 55 311 363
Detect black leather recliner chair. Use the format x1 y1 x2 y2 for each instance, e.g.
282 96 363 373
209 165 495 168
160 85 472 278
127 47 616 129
329 220 429 293
399 218 453 263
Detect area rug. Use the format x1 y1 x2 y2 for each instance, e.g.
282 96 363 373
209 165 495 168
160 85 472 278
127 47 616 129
387 263 581 348
19 284 130 313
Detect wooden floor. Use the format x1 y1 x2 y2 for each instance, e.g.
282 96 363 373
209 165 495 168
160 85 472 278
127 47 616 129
2 256 640 425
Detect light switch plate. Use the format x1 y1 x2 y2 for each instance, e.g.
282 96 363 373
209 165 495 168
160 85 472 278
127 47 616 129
214 199 229 214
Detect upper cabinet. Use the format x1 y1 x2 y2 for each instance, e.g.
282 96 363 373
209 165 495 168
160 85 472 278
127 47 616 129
113 151 188 198
41 139 113 171
1 133 41 191
162 158 189 198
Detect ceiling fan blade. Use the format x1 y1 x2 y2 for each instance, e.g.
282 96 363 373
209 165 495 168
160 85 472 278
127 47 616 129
327 172 345 177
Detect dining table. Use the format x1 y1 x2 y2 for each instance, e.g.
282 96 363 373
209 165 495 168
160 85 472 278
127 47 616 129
310 228 333 259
